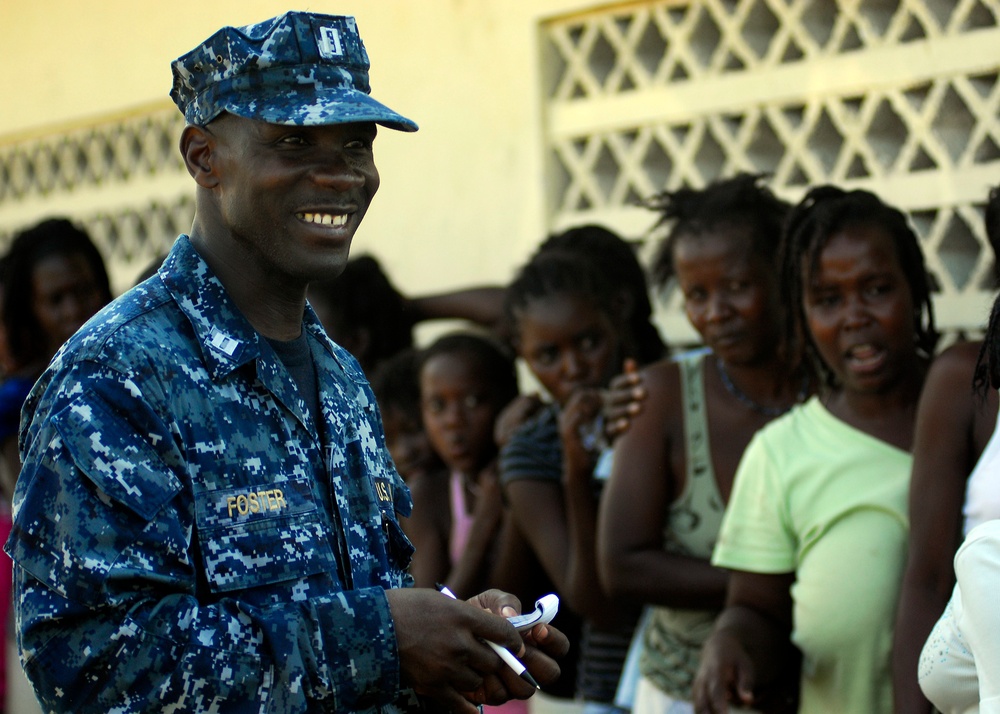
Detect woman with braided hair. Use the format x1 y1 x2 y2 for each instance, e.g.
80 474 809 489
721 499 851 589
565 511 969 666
694 185 938 714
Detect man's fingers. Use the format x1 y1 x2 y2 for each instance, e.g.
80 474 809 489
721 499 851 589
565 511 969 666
478 673 516 706
428 686 484 714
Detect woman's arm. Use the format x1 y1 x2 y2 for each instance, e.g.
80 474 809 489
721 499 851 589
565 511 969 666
557 387 618 625
405 287 507 332
598 360 729 609
403 469 452 590
893 343 987 714
693 571 797 714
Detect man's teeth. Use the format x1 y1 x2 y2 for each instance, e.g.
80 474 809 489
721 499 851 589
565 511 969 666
299 212 348 226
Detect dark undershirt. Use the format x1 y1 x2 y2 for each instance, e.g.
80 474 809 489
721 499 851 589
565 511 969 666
266 332 354 588
266 332 321 427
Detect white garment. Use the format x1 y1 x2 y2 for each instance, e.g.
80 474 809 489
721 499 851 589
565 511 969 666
919 520 1000 714
632 677 694 714
963 395 1000 535
632 676 761 714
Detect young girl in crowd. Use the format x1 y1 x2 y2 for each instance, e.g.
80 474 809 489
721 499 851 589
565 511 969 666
596 174 805 713
499 250 638 712
536 224 668 367
692 186 938 714
370 347 444 490
410 332 519 599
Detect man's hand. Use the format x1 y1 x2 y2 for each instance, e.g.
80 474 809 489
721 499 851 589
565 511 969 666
387 588 567 713
468 589 568 685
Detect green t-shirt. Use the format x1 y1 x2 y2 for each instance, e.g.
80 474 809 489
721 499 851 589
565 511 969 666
713 397 910 714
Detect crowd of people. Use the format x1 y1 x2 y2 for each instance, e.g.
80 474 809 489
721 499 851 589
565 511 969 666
0 9 997 714
351 175 1000 714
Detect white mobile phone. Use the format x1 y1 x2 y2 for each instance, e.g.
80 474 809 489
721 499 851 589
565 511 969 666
507 594 560 631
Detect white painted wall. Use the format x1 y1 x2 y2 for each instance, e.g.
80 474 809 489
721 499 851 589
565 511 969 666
1 0 594 302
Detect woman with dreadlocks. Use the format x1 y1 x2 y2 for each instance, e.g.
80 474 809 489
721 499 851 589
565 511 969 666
597 173 806 714
693 186 938 714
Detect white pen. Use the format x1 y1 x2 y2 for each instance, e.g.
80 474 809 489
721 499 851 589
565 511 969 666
436 584 541 690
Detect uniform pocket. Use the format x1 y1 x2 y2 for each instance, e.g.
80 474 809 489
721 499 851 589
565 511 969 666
194 477 337 593
382 513 414 573
54 396 182 521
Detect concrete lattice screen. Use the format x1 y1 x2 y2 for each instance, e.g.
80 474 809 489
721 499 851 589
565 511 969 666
541 0 1000 344
0 0 998 338
0 110 192 293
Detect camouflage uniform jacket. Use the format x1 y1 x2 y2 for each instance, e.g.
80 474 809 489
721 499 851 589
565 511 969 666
5 235 422 713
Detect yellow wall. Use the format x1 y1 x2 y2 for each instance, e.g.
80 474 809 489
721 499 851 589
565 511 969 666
1 0 594 300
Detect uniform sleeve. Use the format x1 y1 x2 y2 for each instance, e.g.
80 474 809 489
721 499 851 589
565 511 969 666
955 521 1000 713
711 431 797 574
5 362 404 713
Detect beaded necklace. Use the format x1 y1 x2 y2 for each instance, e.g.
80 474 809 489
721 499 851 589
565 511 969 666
715 357 806 417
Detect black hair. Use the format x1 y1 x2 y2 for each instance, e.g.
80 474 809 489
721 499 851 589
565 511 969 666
2 217 112 370
647 172 791 290
780 185 938 389
503 250 627 356
418 331 519 409
985 184 1000 288
307 254 412 374
371 347 423 420
537 224 667 364
975 185 1000 394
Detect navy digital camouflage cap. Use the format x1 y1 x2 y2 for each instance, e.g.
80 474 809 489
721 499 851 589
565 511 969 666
170 12 417 131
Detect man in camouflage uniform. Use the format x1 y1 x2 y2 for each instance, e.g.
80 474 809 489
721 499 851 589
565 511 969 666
5 12 566 713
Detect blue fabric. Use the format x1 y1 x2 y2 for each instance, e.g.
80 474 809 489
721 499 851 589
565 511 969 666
171 12 417 131
5 235 422 713
0 376 34 443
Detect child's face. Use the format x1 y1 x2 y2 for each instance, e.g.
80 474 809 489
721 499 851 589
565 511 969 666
802 223 918 394
420 352 502 476
674 227 781 367
383 405 438 482
515 293 620 406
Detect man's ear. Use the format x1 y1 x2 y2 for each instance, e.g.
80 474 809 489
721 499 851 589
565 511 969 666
180 125 220 189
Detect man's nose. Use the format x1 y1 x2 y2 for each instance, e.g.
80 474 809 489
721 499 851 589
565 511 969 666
311 151 366 190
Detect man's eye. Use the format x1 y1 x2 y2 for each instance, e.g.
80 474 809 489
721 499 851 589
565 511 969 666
346 137 373 150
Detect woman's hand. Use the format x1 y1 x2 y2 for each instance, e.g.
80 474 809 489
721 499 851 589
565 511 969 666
602 358 646 441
